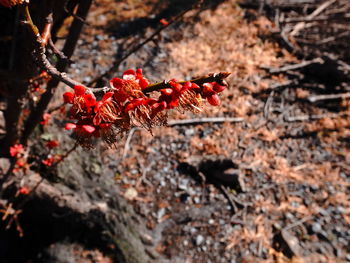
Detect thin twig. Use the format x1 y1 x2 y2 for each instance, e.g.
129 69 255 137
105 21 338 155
22 4 89 90
88 0 202 86
284 112 349 122
283 216 313 231
308 92 350 103
122 127 140 159
47 38 72 62
290 0 337 36
21 0 93 145
261 58 323 74
41 1 53 46
167 117 244 126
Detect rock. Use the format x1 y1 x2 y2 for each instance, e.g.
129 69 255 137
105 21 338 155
124 187 138 201
195 235 204 246
312 223 322 233
157 208 166 221
0 158 10 173
274 230 302 258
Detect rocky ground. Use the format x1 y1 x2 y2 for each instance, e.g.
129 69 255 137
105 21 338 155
1 0 350 262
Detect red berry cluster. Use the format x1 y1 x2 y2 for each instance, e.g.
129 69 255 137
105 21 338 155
63 69 227 148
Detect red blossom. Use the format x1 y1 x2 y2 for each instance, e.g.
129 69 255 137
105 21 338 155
159 18 169 26
46 140 60 149
63 85 96 117
18 187 29 195
42 157 54 166
63 92 74 103
40 113 51 125
62 69 228 148
10 144 24 157
16 159 25 167
42 155 62 167
65 123 77 130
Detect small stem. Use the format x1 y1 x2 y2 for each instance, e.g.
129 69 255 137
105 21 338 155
23 4 40 37
41 12 53 46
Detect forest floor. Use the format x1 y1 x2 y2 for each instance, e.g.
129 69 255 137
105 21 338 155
60 0 350 262
3 0 349 262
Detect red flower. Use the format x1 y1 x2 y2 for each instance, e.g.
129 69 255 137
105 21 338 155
63 85 96 117
42 157 54 166
125 98 166 129
110 68 149 103
46 140 60 149
10 144 24 157
159 18 169 26
200 82 227 106
42 155 62 167
18 187 29 195
16 159 25 167
40 113 51 125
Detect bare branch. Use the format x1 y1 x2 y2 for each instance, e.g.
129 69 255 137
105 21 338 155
167 116 243 126
308 92 350 103
143 72 231 94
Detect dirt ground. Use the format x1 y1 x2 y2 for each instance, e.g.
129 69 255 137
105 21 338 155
60 0 350 262
2 0 350 262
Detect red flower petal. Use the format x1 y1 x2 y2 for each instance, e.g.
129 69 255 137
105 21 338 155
159 18 169 26
124 102 135 113
123 69 136 76
65 123 77 130
82 125 95 133
202 83 215 97
161 88 173 96
84 93 97 107
102 92 114 102
139 77 149 90
74 85 86 96
110 77 123 89
46 140 60 149
10 144 24 157
136 68 143 75
207 94 220 106
213 83 226 93
18 187 29 195
63 92 74 104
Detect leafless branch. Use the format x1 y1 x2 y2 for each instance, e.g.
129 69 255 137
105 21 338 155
167 116 244 126
308 92 350 102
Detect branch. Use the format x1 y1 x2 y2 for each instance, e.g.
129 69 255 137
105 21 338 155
41 1 53 46
22 4 89 90
308 92 350 103
167 117 244 126
142 72 231 94
260 58 323 74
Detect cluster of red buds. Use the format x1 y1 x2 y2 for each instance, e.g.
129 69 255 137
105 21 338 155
63 69 229 148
